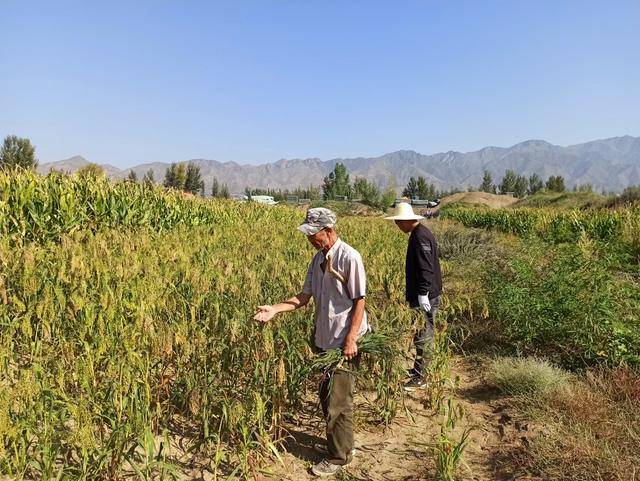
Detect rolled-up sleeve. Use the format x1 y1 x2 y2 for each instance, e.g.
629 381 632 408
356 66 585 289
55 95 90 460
346 254 366 300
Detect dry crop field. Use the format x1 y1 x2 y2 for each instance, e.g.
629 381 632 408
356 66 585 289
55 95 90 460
1 171 638 480
1 171 440 479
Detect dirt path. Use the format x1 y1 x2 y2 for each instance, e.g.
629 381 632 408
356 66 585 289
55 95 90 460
255 388 437 481
254 356 532 481
452 357 533 481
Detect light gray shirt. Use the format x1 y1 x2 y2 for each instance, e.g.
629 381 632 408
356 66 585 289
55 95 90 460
302 238 369 350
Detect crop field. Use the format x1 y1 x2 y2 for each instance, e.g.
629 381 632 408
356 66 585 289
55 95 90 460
1 171 450 479
441 203 640 367
441 205 640 253
1 171 638 480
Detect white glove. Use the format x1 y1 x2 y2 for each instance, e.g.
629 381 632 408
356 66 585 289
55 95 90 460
418 294 431 313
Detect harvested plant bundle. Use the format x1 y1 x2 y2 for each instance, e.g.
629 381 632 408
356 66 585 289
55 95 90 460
311 331 402 372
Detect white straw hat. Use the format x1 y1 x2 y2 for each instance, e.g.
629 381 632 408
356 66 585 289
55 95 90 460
384 202 424 221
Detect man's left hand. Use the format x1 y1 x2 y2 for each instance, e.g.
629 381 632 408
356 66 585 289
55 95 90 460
418 294 431 313
343 336 358 361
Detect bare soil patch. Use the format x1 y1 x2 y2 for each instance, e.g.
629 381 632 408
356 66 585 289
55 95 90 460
255 357 533 481
439 192 518 210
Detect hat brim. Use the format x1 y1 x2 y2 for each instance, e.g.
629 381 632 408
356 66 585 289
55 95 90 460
383 214 424 220
298 223 329 235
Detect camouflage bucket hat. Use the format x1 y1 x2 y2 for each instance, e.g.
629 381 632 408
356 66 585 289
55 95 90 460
298 207 337 235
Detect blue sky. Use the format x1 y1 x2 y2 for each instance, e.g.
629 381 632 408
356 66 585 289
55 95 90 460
1 0 639 168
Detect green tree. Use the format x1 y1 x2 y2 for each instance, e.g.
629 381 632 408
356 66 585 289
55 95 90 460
546 175 566 192
163 163 187 190
575 183 593 192
416 177 429 199
499 169 518 194
528 173 544 194
403 176 435 199
220 183 230 198
142 169 155 187
291 185 321 201
380 188 397 209
77 163 105 179
0 135 37 170
352 177 381 206
127 170 138 182
480 170 496 193
211 177 220 197
514 175 528 198
184 163 204 195
402 177 419 199
306 185 322 200
322 163 351 200
417 177 434 199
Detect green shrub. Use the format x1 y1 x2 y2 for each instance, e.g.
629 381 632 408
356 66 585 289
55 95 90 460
485 241 640 368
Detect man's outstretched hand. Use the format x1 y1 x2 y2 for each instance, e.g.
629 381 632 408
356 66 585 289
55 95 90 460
254 305 276 323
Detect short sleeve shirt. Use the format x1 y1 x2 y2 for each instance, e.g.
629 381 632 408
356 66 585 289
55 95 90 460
302 238 369 350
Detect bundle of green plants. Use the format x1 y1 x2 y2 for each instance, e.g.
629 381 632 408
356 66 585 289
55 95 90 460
311 331 402 372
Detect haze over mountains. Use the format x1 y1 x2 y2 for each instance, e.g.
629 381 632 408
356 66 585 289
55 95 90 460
38 136 640 194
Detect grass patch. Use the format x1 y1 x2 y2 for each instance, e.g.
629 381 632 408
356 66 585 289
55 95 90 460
434 222 497 263
509 367 640 480
486 357 572 395
515 191 606 209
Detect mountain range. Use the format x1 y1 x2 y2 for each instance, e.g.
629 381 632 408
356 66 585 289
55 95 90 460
37 135 640 194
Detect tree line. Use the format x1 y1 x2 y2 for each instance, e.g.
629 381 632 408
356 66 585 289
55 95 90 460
479 169 570 197
2 135 636 203
320 162 459 207
243 185 322 202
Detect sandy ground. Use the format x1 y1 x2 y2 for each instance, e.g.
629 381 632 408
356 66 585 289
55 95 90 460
242 356 534 481
254 390 437 481
452 357 535 481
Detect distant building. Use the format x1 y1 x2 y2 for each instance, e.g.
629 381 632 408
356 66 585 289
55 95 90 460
250 195 278 205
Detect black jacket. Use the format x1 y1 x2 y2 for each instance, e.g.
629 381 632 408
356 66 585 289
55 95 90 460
406 223 442 307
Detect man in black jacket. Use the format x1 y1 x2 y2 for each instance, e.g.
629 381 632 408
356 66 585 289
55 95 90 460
385 202 442 391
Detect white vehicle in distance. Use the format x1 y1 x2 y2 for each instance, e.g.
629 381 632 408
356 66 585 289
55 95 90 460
250 195 278 205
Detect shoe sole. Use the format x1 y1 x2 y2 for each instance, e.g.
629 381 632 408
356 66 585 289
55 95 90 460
403 384 427 392
311 466 339 477
311 460 354 477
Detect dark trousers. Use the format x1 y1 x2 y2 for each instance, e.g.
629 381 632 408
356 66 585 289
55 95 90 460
318 354 359 465
411 295 440 379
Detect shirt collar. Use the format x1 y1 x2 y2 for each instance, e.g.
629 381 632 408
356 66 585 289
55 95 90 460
323 238 342 259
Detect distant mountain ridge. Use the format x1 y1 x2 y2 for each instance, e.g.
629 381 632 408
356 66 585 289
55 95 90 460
37 136 640 194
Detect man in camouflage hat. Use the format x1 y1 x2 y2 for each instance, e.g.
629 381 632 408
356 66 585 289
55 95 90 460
254 207 369 477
